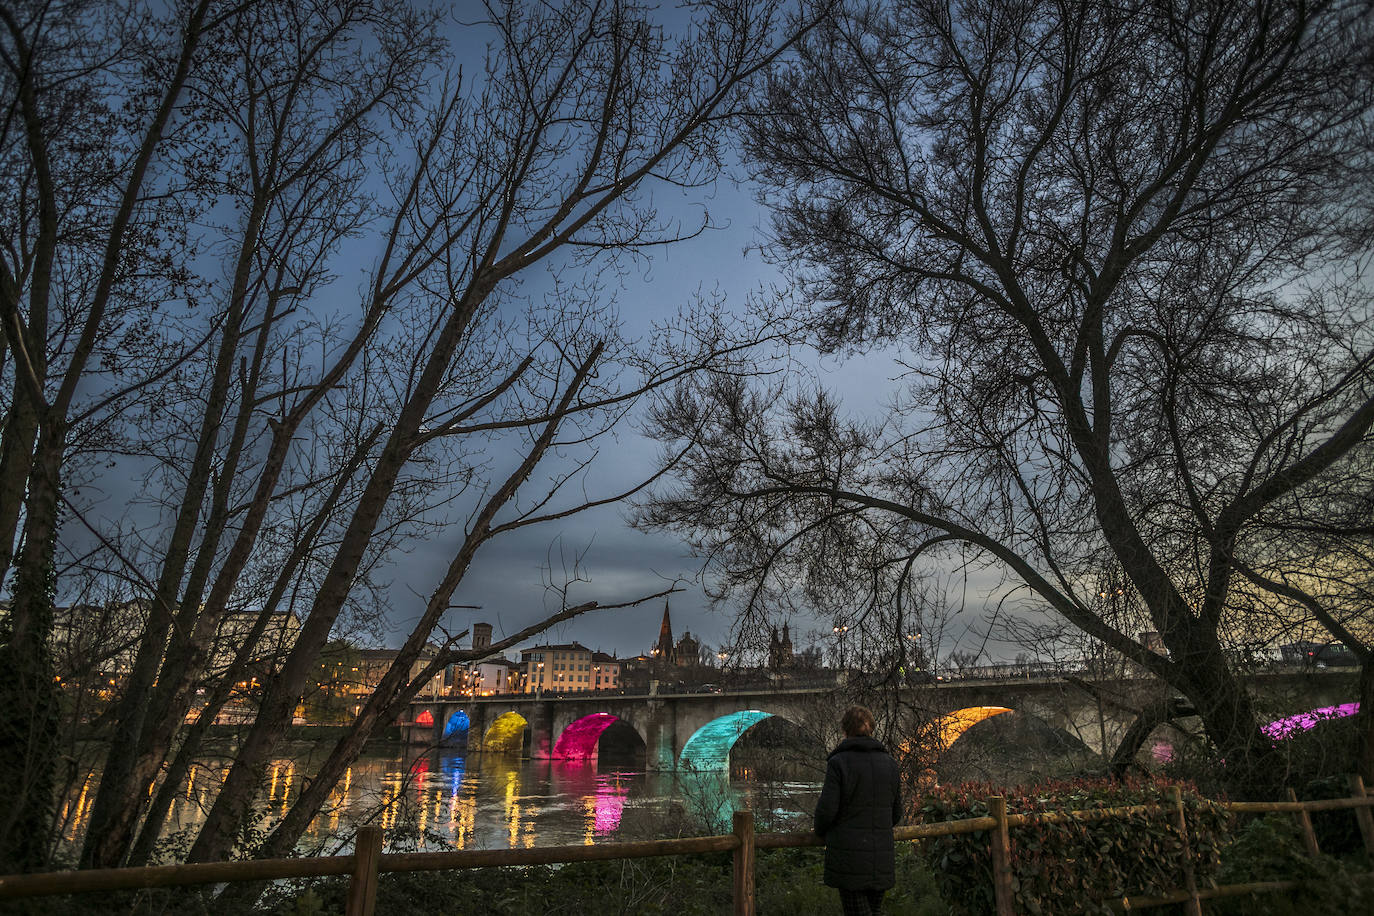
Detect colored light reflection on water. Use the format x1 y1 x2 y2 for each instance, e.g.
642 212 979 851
55 747 826 860
1262 702 1360 740
594 780 626 833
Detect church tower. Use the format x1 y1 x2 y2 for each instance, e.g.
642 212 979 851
652 600 676 666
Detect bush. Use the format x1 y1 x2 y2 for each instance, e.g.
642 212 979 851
1299 773 1365 857
1211 814 1374 916
914 777 1230 916
260 845 950 916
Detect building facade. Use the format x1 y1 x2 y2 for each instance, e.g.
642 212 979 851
521 642 597 693
592 651 621 690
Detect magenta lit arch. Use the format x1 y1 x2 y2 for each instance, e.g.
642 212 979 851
553 712 623 761
1263 702 1359 741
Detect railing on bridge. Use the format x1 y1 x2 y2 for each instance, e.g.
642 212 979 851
2 778 1371 916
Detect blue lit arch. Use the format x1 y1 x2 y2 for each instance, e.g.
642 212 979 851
442 709 470 744
678 710 775 771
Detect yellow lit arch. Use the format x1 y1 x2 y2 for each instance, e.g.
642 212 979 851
484 712 528 754
927 706 1013 751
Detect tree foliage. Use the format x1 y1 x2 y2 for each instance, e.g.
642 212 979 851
0 0 808 873
641 0 1374 793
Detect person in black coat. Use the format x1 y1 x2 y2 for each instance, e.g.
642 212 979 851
814 705 903 916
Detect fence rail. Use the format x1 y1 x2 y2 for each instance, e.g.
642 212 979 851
2 777 1371 915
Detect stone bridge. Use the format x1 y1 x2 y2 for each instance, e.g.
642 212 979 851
403 669 1357 772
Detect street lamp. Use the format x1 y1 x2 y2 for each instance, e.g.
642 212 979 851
904 632 925 678
832 625 850 671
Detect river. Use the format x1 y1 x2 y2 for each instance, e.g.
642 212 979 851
58 745 824 858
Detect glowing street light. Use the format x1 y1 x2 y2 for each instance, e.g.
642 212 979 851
832 625 850 671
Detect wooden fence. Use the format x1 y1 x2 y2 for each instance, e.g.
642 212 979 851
2 775 1371 916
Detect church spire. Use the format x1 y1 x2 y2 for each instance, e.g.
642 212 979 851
653 600 674 660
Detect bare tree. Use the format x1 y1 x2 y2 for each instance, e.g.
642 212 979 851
3 0 817 874
0 0 233 870
640 0 1374 795
1231 459 1374 781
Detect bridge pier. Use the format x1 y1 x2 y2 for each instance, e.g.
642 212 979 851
527 699 556 759
643 699 679 771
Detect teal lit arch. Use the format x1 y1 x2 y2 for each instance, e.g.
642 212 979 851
678 710 775 771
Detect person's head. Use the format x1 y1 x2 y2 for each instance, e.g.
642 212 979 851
841 705 875 738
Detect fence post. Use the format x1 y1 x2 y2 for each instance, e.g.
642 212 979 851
1286 788 1320 857
733 809 756 916
1349 774 1374 860
346 826 384 916
1166 786 1202 916
989 796 1014 916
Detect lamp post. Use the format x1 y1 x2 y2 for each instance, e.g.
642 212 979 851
904 632 924 681
1093 584 1125 758
832 625 849 671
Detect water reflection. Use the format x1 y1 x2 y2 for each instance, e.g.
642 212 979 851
59 746 818 859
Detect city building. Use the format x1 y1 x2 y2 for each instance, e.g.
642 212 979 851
521 642 597 693
768 623 794 670
650 601 677 667
354 645 446 700
458 658 522 695
674 630 700 667
592 651 621 690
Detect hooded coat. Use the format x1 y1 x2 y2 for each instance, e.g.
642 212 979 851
813 735 903 890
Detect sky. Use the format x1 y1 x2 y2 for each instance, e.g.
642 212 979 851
391 175 829 661
48 1 1005 668
388 168 997 664
339 4 933 664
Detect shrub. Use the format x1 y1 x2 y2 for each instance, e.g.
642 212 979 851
258 844 952 916
1299 773 1365 857
914 777 1230 916
1212 814 1374 916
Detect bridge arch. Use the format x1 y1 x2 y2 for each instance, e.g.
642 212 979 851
415 708 434 728
1263 702 1360 741
442 709 470 746
484 711 528 754
930 706 1014 751
552 713 645 762
678 710 781 771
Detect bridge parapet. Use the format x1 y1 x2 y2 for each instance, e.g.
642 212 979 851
400 669 1358 769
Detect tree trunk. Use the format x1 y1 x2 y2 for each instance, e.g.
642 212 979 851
126 423 381 864
1357 659 1374 786
81 196 265 869
0 423 64 872
185 280 491 863
1173 633 1277 797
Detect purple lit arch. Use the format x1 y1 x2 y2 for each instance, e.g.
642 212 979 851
1263 703 1360 741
